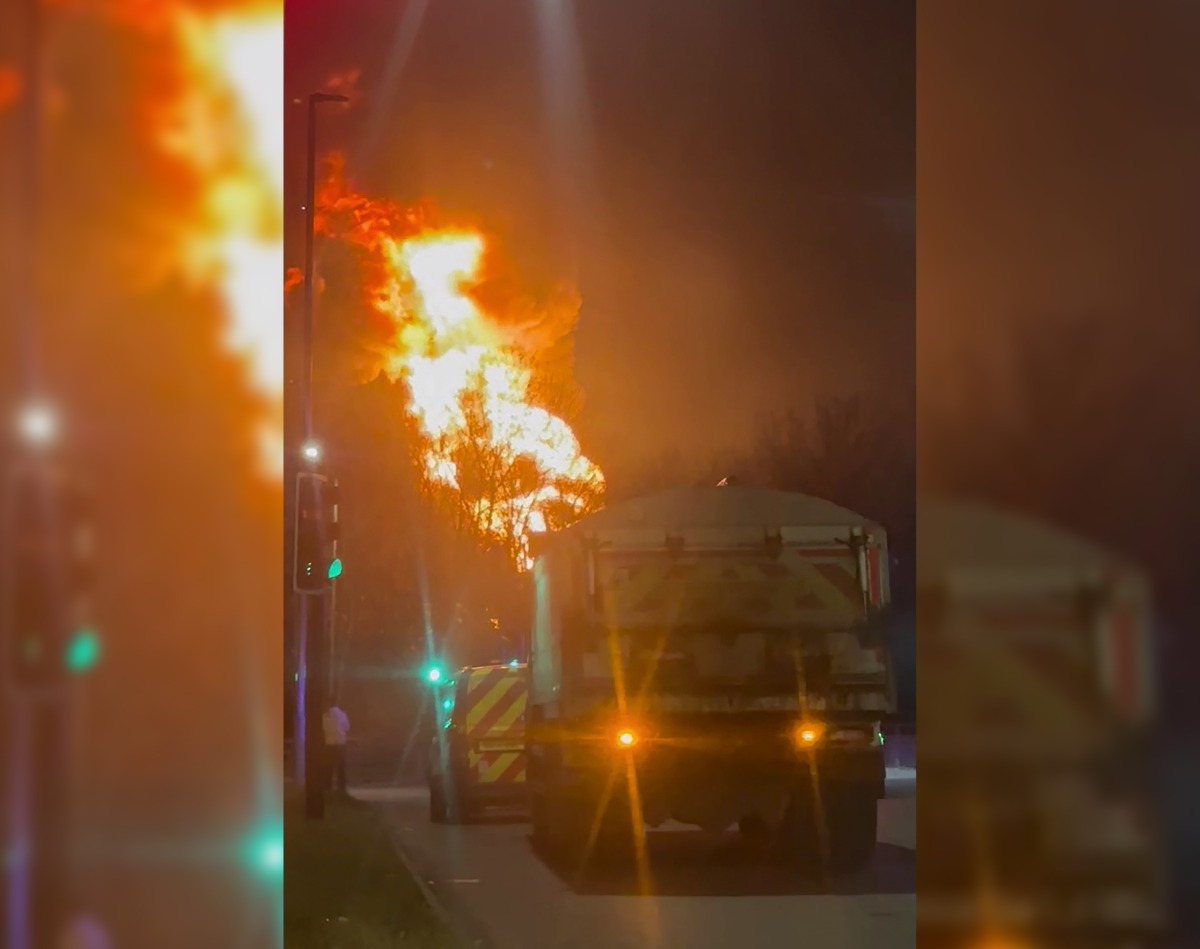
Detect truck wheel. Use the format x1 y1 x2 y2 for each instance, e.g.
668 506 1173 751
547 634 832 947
738 813 769 840
537 787 640 872
824 786 878 872
778 783 877 874
590 792 644 870
536 790 588 868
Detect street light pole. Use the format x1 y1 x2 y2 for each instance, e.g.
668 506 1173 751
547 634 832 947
6 0 72 947
295 92 347 819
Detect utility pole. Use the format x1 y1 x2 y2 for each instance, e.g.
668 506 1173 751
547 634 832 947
5 0 61 945
4 0 105 943
294 92 346 819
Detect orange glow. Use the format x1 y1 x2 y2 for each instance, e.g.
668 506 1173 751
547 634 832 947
616 729 637 748
31 2 283 480
323 67 361 105
796 723 823 745
144 2 284 479
319 163 604 565
41 0 285 474
0 66 21 111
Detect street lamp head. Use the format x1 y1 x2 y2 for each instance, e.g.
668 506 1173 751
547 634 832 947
17 403 57 448
301 441 321 462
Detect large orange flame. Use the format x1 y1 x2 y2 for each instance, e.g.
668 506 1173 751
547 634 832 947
165 3 283 478
318 161 604 565
69 0 284 477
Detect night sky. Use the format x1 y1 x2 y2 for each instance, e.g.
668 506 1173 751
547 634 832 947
920 1 1200 635
285 0 915 473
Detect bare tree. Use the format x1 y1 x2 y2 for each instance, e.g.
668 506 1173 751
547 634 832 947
409 384 603 565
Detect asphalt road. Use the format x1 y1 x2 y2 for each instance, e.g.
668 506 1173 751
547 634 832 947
358 769 915 949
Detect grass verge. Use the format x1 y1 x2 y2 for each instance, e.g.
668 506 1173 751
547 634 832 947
285 790 456 948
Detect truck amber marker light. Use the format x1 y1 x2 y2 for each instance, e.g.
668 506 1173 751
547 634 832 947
616 729 638 748
796 724 823 745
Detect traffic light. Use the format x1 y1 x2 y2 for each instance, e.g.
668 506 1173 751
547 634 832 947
423 663 444 684
243 819 284 876
2 462 94 695
292 471 338 594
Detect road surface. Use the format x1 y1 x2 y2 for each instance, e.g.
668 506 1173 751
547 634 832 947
357 769 915 949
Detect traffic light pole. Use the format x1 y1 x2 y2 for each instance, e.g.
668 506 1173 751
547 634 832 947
295 92 346 819
5 0 75 943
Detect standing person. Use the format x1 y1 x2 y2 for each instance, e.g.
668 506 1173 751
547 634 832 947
321 698 350 794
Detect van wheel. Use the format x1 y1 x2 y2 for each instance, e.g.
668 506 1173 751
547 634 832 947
431 777 469 824
429 777 448 824
531 792 552 851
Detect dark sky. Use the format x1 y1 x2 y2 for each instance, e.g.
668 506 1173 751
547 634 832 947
919 1 1200 392
919 1 1200 631
285 0 915 472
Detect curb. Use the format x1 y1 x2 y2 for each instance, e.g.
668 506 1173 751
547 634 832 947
388 825 494 949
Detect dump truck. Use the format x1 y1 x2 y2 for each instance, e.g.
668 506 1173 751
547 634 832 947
917 498 1167 948
525 485 894 871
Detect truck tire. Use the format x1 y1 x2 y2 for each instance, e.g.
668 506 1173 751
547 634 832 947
534 788 589 868
536 784 641 872
779 782 878 874
823 785 878 872
738 813 770 840
592 803 643 869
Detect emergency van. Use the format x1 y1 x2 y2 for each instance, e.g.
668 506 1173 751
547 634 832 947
428 662 529 823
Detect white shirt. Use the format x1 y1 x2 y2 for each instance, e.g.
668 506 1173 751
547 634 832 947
322 706 349 746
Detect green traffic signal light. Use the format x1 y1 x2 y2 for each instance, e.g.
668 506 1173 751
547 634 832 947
245 822 284 875
327 558 342 580
64 629 101 674
424 665 443 684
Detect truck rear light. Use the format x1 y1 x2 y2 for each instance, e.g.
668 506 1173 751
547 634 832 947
794 723 824 746
616 728 638 748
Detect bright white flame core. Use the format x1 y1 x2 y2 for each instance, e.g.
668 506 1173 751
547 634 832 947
175 8 284 479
